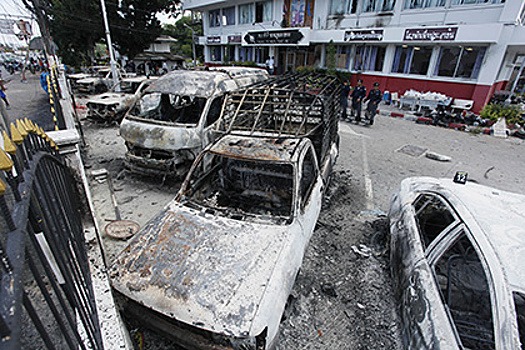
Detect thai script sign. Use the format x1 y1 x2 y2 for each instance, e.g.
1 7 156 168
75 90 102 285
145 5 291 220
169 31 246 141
244 29 304 45
344 29 384 41
206 36 221 44
228 35 242 44
404 27 457 41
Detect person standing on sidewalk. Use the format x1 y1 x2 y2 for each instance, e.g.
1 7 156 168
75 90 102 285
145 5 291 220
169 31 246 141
0 76 10 109
351 79 366 122
364 82 382 125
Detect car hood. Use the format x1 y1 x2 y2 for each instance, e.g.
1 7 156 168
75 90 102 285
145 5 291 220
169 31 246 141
120 117 201 150
87 92 131 106
77 77 100 84
109 202 291 337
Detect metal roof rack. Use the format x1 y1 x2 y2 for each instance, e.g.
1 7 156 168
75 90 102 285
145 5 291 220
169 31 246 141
218 72 342 138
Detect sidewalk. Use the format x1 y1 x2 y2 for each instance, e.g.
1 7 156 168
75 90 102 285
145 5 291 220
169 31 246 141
1 72 54 131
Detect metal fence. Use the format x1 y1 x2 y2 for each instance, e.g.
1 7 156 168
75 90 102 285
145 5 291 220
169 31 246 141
0 119 103 350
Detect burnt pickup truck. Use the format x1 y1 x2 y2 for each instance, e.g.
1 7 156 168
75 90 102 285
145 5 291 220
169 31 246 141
109 73 342 350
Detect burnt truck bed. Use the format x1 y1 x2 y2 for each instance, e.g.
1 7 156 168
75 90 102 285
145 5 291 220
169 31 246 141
216 72 342 172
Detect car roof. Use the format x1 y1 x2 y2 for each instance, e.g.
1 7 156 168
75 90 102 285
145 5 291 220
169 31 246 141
208 134 303 163
406 177 525 291
145 68 268 98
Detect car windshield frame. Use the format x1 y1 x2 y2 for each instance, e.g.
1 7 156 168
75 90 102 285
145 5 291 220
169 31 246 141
128 92 207 125
180 151 296 224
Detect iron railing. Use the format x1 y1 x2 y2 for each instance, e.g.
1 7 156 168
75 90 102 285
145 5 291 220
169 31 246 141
0 119 103 350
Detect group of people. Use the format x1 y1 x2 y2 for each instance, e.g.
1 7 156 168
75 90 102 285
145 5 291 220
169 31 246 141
341 79 382 125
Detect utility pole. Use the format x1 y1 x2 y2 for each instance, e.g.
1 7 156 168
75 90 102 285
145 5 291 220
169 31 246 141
183 23 197 68
99 0 120 90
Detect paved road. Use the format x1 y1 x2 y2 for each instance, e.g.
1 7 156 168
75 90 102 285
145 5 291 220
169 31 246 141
339 111 525 211
1 71 54 131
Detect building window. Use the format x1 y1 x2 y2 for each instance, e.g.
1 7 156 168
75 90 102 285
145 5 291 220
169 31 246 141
451 0 504 5
435 46 486 79
404 0 445 9
362 0 396 12
239 3 254 24
330 0 359 14
255 1 273 23
224 45 236 62
336 46 352 69
391 45 432 75
254 47 269 64
354 45 386 72
210 46 222 62
239 47 254 62
209 9 221 27
222 7 236 26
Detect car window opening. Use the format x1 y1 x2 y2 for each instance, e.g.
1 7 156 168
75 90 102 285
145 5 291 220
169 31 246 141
132 92 206 124
414 193 455 250
514 292 525 350
433 232 496 350
186 153 294 222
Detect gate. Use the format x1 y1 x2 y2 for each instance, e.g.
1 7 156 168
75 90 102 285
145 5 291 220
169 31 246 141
0 120 103 350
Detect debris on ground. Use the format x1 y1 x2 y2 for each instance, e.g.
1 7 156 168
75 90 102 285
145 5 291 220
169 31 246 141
425 151 452 162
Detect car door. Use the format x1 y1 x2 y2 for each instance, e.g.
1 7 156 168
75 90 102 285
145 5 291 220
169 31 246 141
201 95 225 149
395 192 462 349
296 144 323 240
427 227 497 350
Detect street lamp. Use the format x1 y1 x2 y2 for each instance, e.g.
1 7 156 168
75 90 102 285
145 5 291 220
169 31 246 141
183 23 197 68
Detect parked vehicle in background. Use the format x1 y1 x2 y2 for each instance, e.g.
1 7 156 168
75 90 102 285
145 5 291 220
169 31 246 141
86 76 157 122
119 67 269 177
110 73 342 350
389 175 525 349
75 67 129 94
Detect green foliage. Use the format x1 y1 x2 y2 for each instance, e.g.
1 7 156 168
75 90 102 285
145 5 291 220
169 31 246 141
296 66 351 83
23 0 181 66
480 103 523 125
326 40 336 75
228 61 259 67
163 16 203 61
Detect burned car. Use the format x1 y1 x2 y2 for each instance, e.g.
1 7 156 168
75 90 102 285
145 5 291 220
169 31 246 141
86 76 157 122
110 74 341 349
75 67 128 94
389 176 525 349
119 67 269 177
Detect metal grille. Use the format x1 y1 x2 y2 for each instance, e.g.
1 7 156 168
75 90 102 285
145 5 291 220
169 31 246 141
0 124 103 350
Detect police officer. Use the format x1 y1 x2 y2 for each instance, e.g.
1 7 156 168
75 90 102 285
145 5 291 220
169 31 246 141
364 82 382 125
350 79 366 122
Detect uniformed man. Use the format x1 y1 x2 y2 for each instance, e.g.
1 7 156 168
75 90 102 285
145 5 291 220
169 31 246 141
364 82 382 125
350 79 366 122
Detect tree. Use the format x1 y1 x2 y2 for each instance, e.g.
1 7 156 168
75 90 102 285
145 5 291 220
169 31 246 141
163 16 203 61
22 0 182 66
107 0 182 58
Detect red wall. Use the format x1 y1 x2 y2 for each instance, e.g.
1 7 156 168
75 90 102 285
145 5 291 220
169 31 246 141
350 74 509 113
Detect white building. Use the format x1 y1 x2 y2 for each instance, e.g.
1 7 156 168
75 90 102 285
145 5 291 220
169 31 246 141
183 0 525 112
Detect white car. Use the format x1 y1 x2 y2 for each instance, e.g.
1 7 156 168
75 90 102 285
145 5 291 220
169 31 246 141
86 76 156 122
389 175 525 349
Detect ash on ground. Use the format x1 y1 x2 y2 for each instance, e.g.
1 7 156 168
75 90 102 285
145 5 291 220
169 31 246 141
278 170 402 350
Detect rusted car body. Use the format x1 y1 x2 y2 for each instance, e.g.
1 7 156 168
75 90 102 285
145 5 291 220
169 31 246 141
110 73 342 349
86 76 156 122
389 176 525 349
119 67 269 177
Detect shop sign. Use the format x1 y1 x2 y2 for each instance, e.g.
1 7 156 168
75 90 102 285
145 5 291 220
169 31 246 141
228 35 242 44
404 27 457 41
206 36 221 44
344 29 384 41
244 29 304 45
